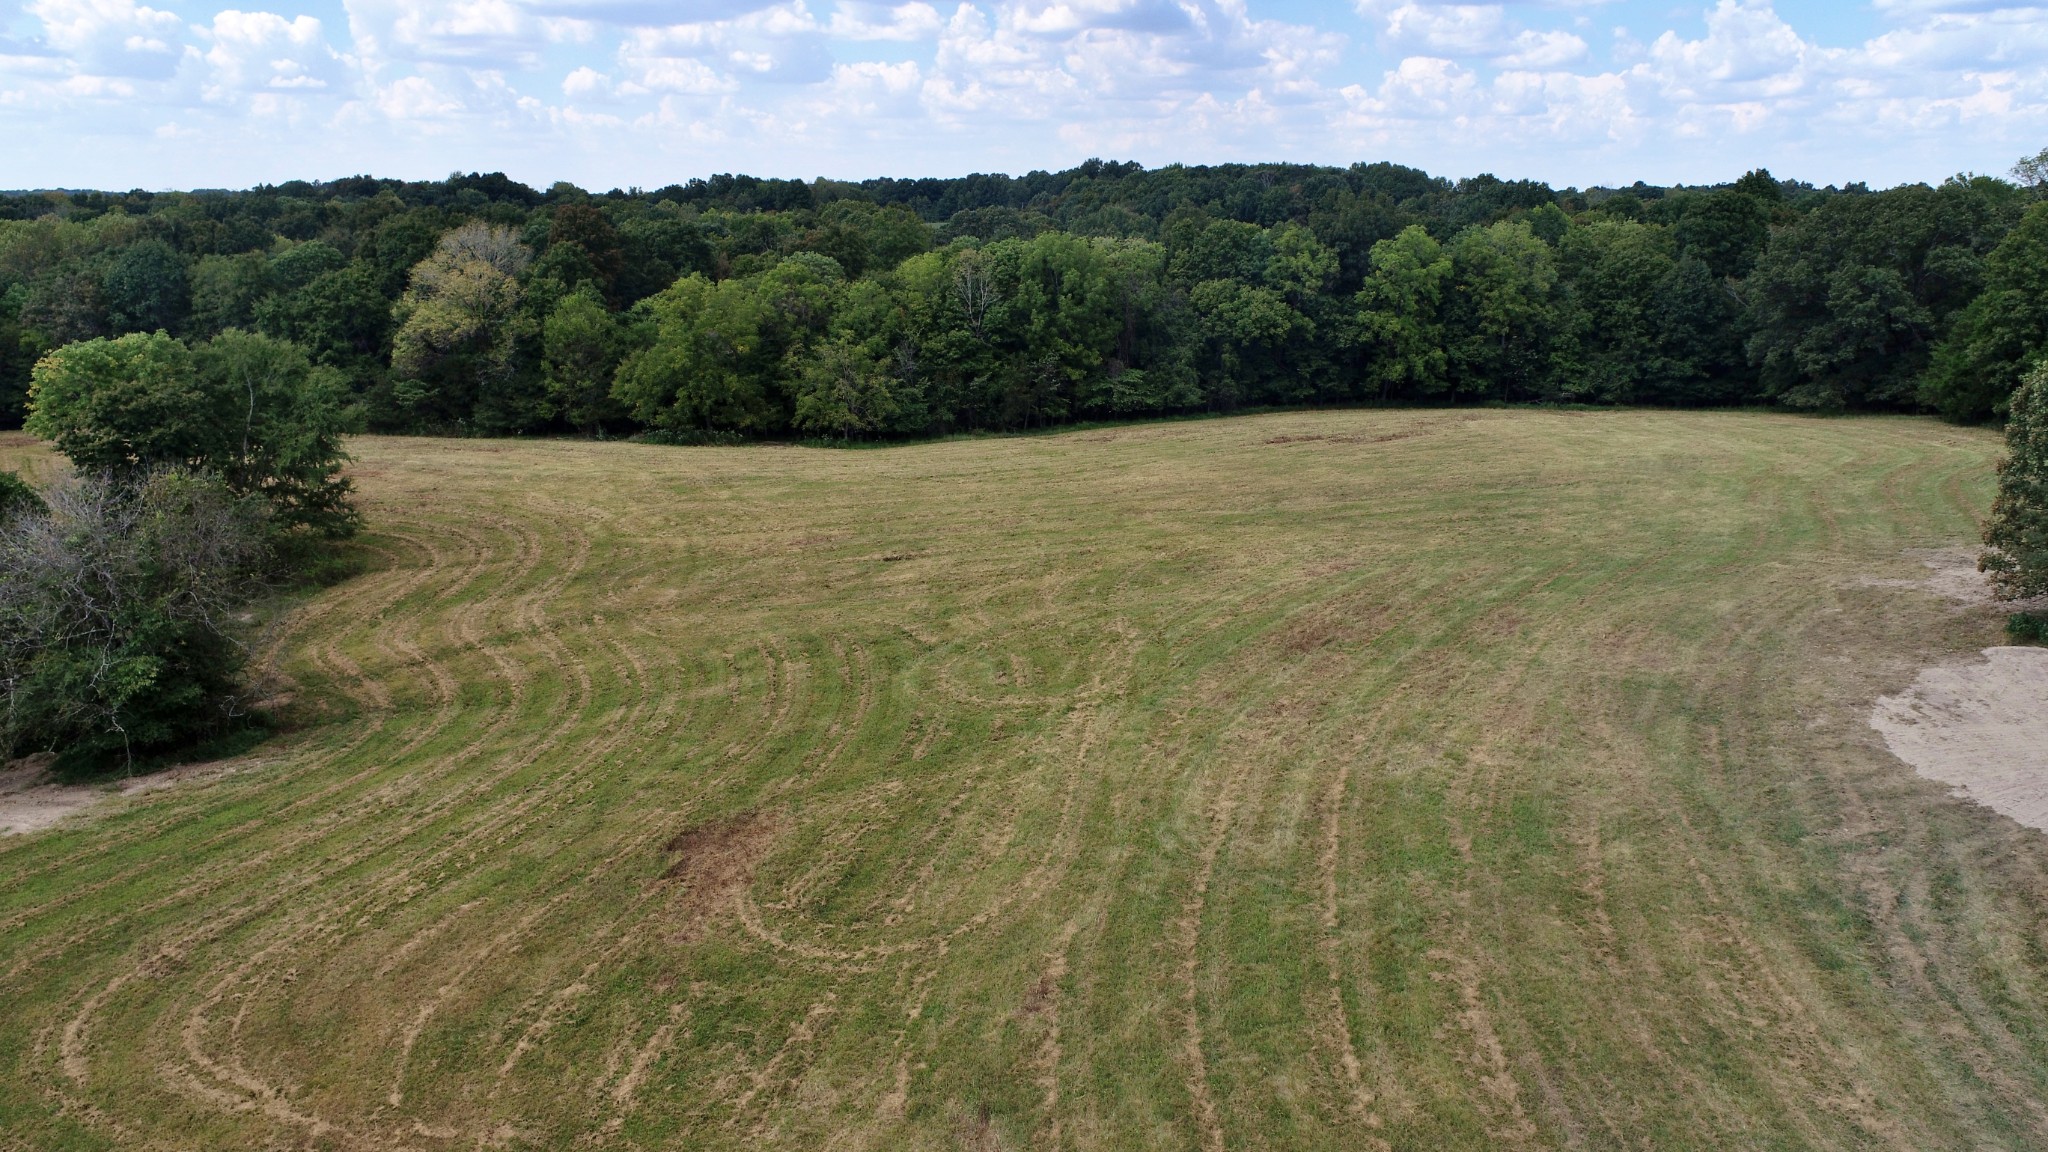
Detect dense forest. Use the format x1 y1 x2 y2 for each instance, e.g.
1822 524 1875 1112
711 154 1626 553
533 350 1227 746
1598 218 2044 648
5 157 2046 441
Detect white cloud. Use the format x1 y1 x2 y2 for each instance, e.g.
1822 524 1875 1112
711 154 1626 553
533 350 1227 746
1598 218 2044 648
1647 0 1811 100
1497 29 1587 69
27 0 186 77
826 2 942 40
200 10 345 99
3 0 2048 193
1372 2 1586 68
374 72 462 117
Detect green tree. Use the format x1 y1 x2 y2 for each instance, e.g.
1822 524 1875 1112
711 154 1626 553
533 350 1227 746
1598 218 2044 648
101 239 189 335
268 241 347 295
1444 221 1567 400
26 332 218 469
1558 219 1670 401
542 287 627 435
547 203 625 300
256 263 394 397
1672 190 1771 280
1745 181 2017 409
1356 226 1451 401
0 282 35 426
21 262 108 347
388 223 534 429
611 274 777 434
615 215 713 306
194 331 360 536
188 252 273 338
1647 256 1750 404
1190 279 1307 406
1983 365 2048 599
27 330 357 535
1732 168 1784 205
792 339 898 438
1922 202 2048 422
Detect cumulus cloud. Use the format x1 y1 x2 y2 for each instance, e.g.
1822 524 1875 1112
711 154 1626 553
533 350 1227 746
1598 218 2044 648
1368 2 1587 68
1 0 2046 191
27 0 186 79
826 2 942 40
200 10 346 101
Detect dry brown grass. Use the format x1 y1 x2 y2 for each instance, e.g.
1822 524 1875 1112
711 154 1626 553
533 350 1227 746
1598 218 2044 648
2 409 2044 1150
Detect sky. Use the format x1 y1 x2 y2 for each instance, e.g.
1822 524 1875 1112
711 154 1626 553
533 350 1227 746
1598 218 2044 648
1 0 2045 192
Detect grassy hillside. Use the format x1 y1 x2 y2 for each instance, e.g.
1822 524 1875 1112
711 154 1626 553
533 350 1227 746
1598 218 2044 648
3 410 2044 1150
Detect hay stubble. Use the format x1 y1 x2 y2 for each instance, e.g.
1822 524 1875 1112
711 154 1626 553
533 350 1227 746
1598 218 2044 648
1 412 2043 1150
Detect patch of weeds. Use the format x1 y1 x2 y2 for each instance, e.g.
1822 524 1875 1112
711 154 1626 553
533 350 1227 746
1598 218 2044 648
50 713 274 783
636 428 749 447
2006 612 2048 645
269 535 375 590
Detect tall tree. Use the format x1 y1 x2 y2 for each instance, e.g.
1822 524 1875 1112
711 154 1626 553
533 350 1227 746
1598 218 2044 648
388 223 535 430
1444 221 1567 401
1922 202 2048 422
542 287 627 435
1356 226 1452 401
27 330 358 536
1983 364 2048 600
101 239 190 335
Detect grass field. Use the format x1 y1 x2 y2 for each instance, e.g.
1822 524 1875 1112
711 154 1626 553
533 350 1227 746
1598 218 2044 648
2 409 2045 1150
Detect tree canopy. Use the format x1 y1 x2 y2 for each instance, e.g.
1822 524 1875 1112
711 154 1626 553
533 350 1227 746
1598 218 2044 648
2 159 2044 441
27 329 358 536
1984 365 2048 600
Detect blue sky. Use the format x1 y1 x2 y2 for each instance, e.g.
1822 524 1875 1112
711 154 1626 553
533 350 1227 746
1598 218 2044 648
3 1 2046 191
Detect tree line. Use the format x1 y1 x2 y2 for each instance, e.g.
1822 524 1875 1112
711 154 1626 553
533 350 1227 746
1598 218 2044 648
5 157 2048 444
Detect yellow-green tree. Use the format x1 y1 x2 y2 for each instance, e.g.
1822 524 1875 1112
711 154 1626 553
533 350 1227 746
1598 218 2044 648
388 223 533 429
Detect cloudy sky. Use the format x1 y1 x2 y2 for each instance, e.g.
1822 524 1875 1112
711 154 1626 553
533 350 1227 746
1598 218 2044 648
1 0 2044 191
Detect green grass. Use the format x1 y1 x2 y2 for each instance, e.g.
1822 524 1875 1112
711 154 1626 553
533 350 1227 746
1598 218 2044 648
1 409 2043 1150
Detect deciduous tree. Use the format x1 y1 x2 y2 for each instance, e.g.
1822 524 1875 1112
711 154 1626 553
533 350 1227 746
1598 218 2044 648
1984 365 2048 600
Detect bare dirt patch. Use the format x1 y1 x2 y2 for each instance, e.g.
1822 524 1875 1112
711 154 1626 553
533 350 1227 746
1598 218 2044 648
1872 647 2048 832
0 757 104 836
0 756 246 836
1863 548 2048 612
664 812 782 934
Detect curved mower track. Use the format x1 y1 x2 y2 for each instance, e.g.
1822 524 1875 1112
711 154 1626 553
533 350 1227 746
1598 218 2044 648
4 412 2048 1150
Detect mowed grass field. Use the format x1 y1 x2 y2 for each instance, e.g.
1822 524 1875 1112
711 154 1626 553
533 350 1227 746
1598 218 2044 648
2 409 2044 1151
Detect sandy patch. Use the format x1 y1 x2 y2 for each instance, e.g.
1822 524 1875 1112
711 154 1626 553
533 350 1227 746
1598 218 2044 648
1871 647 2048 833
0 756 247 835
1862 548 2048 612
0 758 109 835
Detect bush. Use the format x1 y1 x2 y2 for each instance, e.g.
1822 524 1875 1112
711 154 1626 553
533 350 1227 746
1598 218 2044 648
0 469 39 519
2007 613 2048 644
1983 364 2048 599
0 470 268 774
26 330 359 537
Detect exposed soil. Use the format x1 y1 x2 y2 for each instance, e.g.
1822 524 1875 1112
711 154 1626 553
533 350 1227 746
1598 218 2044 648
1862 547 2048 612
0 756 244 836
663 811 782 934
1871 647 2048 832
0 758 105 836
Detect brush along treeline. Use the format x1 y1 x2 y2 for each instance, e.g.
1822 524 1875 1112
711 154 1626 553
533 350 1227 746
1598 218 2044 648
4 156 2048 439
0 331 356 773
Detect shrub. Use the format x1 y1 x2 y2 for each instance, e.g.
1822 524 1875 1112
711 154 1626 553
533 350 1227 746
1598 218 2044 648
25 330 358 537
0 470 268 774
0 469 39 519
2007 613 2048 645
1983 364 2048 599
